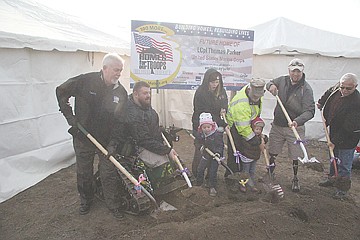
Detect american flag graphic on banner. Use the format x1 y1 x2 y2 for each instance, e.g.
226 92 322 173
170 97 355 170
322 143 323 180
133 33 173 61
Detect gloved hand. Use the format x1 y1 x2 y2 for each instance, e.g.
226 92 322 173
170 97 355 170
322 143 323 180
200 145 205 155
105 145 116 159
213 152 221 160
262 134 269 144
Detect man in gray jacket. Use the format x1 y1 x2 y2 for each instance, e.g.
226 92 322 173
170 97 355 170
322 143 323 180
266 58 315 192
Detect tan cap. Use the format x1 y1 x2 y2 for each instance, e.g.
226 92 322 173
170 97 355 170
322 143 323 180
288 58 304 71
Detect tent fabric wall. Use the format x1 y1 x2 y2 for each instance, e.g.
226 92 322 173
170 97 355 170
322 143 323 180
0 0 132 203
0 48 130 203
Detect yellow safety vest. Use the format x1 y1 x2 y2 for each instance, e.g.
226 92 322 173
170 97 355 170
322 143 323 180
226 85 262 140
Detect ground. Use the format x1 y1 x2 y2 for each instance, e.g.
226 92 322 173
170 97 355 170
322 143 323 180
2 130 360 240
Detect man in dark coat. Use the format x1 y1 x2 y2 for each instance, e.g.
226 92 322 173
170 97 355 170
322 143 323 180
56 53 128 218
317 73 360 199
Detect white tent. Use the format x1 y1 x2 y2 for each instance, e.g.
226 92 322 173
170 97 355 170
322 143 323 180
0 0 130 203
155 17 360 140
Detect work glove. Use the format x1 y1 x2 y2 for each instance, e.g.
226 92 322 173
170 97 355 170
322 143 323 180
105 145 116 160
262 134 269 144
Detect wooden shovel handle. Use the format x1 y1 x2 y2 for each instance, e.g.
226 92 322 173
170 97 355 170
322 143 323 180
320 111 335 158
275 95 301 140
221 112 238 154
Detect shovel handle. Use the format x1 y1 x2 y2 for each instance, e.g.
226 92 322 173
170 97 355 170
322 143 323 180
203 147 234 174
221 113 238 153
76 123 159 208
320 111 338 176
275 95 302 140
161 133 192 188
275 95 311 161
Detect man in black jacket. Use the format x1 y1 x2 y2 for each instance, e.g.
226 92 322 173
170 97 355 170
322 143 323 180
56 53 128 218
108 81 178 187
317 73 360 199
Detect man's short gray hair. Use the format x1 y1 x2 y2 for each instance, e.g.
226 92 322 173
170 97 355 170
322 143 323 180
102 53 124 67
340 73 358 85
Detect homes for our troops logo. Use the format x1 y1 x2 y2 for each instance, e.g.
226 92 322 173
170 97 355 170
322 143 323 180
131 24 182 88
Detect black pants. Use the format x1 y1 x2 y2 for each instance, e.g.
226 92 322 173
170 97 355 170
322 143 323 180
73 137 96 205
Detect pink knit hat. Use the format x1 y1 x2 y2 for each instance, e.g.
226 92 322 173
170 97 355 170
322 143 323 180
251 116 265 128
198 112 217 132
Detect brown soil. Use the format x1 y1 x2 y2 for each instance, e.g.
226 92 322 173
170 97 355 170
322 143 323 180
2 130 360 240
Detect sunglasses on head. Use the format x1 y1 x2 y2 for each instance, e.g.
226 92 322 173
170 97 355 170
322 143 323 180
290 62 304 67
340 86 355 91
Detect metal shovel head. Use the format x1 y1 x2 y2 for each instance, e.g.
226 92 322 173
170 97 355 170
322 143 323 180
158 200 177 211
149 200 177 219
263 183 284 203
298 156 320 164
298 157 324 172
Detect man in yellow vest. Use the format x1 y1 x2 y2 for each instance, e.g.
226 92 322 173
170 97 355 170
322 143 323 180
225 79 266 190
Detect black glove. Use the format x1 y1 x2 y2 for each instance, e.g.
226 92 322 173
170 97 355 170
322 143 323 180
106 145 116 159
262 134 269 144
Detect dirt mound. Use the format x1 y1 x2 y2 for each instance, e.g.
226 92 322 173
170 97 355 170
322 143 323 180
1 130 360 240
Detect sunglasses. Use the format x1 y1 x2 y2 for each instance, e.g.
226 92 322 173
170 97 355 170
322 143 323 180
340 86 355 91
290 62 304 67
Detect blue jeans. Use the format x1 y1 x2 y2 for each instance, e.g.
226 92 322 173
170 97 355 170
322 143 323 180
330 148 355 178
196 156 219 188
242 161 256 187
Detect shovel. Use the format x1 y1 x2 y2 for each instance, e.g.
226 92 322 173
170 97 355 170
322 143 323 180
320 111 339 177
221 113 249 187
275 95 319 164
186 130 247 184
262 147 284 200
161 133 192 188
77 123 173 214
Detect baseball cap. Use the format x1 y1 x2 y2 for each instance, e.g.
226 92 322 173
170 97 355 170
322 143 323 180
288 58 304 71
250 79 266 97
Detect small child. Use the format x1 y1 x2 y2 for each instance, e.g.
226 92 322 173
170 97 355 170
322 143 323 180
196 112 224 197
238 116 268 192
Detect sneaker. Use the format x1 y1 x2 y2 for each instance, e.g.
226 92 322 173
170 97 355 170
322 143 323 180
111 208 125 219
79 203 90 215
319 178 335 187
291 177 300 192
209 188 217 197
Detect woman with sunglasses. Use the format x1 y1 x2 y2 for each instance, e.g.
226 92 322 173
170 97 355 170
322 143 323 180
317 73 360 199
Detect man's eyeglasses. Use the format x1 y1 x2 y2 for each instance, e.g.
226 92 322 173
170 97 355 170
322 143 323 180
340 86 355 91
290 62 304 67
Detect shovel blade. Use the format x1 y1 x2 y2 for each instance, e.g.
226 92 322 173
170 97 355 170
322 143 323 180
150 200 177 219
298 156 320 164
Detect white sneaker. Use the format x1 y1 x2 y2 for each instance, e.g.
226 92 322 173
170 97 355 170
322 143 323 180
209 188 217 197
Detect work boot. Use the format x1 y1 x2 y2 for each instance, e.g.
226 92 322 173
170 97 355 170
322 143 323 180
209 188 217 197
291 176 300 192
319 177 335 187
111 208 125 220
79 203 91 215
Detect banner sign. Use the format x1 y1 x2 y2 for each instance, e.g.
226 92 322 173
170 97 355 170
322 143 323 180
130 20 254 90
